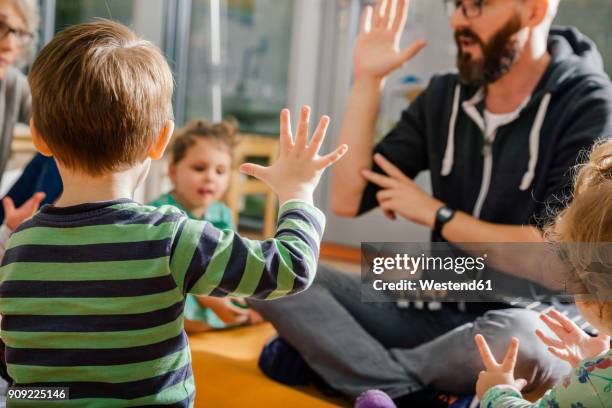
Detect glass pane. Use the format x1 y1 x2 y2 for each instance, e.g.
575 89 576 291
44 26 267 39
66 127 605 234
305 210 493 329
185 0 294 135
554 0 612 77
55 0 135 32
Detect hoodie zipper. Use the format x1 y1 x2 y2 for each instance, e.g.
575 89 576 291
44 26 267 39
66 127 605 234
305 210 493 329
449 87 546 219
472 132 495 219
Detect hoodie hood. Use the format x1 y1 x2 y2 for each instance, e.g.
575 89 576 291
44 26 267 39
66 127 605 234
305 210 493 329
534 26 608 97
456 27 608 106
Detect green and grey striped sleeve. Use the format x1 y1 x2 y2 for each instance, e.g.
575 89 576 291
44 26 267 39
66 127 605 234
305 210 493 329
170 200 325 300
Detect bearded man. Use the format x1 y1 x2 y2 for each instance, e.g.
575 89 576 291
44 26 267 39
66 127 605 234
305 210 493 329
249 0 612 406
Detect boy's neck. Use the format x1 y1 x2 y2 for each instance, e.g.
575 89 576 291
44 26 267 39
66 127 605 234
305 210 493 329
54 161 150 207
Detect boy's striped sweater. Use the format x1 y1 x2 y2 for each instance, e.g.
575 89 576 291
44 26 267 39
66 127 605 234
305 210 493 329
0 198 324 407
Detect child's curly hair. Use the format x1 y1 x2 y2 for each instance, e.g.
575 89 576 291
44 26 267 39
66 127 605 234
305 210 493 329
170 119 240 165
547 139 612 243
545 139 612 308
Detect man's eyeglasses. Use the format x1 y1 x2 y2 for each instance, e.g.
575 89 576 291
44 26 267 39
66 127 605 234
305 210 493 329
0 19 33 47
444 0 485 19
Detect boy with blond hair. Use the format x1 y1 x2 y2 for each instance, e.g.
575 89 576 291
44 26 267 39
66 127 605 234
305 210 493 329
0 20 346 407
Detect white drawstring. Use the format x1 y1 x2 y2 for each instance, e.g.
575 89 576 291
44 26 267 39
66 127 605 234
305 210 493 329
441 84 462 176
520 93 552 191
441 85 549 192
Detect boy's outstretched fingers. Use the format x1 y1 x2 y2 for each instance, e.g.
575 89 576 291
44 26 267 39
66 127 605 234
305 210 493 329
242 106 347 204
306 115 331 158
295 106 311 149
317 145 348 170
279 109 293 153
316 144 349 170
239 163 270 183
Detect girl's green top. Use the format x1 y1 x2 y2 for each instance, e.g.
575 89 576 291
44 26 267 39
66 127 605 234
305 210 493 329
149 192 234 230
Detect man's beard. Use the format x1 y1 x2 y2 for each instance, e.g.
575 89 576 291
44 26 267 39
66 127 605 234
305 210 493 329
455 14 523 87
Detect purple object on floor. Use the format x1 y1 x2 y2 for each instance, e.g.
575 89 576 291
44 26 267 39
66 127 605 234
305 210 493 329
354 390 397 408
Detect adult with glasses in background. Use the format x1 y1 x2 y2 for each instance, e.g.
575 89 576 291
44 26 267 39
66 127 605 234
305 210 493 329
0 1 57 402
0 0 36 174
251 0 612 406
0 0 61 234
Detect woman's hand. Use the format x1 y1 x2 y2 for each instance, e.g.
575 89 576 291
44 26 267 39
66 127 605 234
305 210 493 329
536 308 610 367
475 335 527 399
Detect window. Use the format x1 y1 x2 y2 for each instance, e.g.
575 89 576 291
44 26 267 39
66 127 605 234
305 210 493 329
184 0 294 134
54 0 135 32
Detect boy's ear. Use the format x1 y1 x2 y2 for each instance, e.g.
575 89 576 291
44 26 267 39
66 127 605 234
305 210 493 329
149 120 175 160
29 118 53 157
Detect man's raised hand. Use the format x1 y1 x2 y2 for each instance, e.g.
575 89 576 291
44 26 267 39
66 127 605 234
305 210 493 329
353 0 426 82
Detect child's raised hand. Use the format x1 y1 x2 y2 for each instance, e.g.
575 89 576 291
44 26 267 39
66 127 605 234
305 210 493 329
2 192 46 230
536 309 611 368
239 106 348 205
475 334 527 399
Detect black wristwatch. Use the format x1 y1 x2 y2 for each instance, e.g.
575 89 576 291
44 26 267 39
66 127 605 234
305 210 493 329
434 206 456 238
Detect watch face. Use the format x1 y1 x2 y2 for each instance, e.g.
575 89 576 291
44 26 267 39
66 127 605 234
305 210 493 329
439 208 453 219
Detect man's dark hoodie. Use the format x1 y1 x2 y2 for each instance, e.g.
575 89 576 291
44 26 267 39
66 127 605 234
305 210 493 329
359 27 612 235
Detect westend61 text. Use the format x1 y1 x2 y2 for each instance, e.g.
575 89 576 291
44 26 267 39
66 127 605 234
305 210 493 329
373 279 493 292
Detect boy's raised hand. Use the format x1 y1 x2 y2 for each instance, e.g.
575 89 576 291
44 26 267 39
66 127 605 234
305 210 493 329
240 106 348 205
536 309 611 368
475 334 527 399
2 192 46 230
